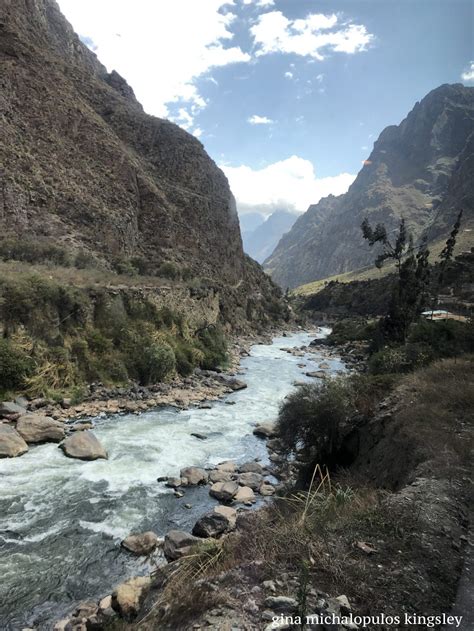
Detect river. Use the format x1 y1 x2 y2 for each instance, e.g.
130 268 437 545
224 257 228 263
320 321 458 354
0 330 344 629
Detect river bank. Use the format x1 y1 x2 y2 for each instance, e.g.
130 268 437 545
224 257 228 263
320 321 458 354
0 329 346 629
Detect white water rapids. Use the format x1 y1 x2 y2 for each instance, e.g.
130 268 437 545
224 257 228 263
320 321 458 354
0 330 344 629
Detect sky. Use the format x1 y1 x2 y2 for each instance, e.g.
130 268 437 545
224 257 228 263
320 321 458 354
58 0 473 216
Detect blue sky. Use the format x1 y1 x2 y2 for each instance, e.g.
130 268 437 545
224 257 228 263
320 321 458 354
58 0 473 215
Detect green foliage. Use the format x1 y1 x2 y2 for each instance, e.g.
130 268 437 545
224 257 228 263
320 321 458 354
328 318 376 345
157 261 181 280
408 318 474 359
196 325 229 370
131 340 176 385
0 238 72 267
0 339 33 393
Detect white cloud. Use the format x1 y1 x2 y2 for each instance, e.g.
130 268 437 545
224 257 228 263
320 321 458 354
250 11 373 60
57 0 250 126
193 127 203 138
461 61 474 83
248 114 274 125
243 0 274 5
221 155 355 213
284 71 294 79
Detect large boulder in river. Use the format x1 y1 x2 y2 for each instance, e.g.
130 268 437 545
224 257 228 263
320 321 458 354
0 424 29 458
253 422 278 438
16 414 65 444
121 531 160 555
209 481 239 502
60 431 107 461
180 466 208 485
112 576 151 620
209 469 234 483
163 530 202 561
234 486 256 504
239 461 263 474
193 506 237 538
238 472 264 491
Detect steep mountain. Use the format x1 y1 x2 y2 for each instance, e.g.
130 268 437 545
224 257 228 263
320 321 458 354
0 0 286 332
239 212 266 238
242 210 299 263
0 0 239 281
265 84 474 289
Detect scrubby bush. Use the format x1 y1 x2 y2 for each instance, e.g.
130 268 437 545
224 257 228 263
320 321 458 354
0 339 33 393
133 341 176 385
328 318 377 345
157 261 181 280
197 325 228 370
0 238 72 267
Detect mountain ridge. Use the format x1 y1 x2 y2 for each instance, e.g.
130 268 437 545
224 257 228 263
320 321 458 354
264 83 474 289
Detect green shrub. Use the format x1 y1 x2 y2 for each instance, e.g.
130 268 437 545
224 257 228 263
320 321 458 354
0 238 72 267
157 261 181 280
132 340 176 385
0 339 33 393
328 318 376 345
278 379 352 463
408 318 474 358
197 325 228 370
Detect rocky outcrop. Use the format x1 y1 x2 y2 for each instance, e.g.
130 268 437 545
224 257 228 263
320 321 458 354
60 431 107 460
0 423 28 457
16 414 65 443
265 84 474 288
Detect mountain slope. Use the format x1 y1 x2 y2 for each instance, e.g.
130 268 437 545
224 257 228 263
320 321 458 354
0 0 244 283
242 210 298 263
264 84 474 289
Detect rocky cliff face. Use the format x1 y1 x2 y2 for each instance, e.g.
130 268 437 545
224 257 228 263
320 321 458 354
0 0 244 283
265 84 474 289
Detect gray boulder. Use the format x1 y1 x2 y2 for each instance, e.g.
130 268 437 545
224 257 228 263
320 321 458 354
253 422 278 438
234 486 256 504
264 596 298 613
238 472 264 490
209 469 234 483
209 481 239 502
16 414 65 444
180 466 208 485
163 530 201 561
239 461 263 474
60 431 107 461
0 401 26 417
0 424 29 458
121 531 160 555
192 512 230 538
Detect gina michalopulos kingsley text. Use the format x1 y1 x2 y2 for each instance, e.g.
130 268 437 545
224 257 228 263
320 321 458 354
271 613 464 628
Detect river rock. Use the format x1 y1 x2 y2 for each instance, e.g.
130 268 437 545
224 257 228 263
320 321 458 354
259 482 276 496
216 460 237 473
234 486 256 504
165 477 183 488
209 469 234 483
305 370 327 379
0 424 29 458
253 422 278 438
191 432 208 440
0 401 26 417
163 530 201 561
98 595 115 617
16 414 65 444
121 531 159 555
239 461 263 474
264 596 298 613
214 505 237 529
70 422 93 432
209 481 239 502
192 511 230 538
60 431 107 461
111 576 151 620
180 466 208 485
238 472 264 490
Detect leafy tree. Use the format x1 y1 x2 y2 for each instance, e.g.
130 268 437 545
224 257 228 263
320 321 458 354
361 218 430 342
430 210 463 314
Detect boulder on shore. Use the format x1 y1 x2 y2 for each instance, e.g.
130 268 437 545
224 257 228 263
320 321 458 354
0 401 27 417
209 469 234 483
238 472 264 491
112 576 151 620
180 466 208 485
216 460 237 473
253 422 278 438
16 413 65 444
234 486 256 504
192 511 230 538
209 481 239 502
121 531 160 555
60 431 107 461
239 461 263 474
163 530 201 561
0 423 29 458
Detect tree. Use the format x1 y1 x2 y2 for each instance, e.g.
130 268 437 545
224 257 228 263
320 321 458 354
430 210 463 315
361 218 430 342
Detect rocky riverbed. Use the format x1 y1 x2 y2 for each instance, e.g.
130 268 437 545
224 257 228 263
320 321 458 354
0 329 346 629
